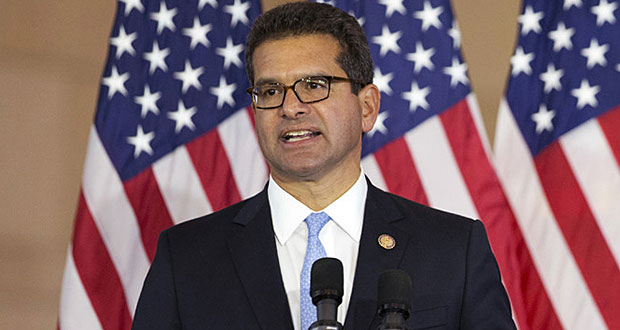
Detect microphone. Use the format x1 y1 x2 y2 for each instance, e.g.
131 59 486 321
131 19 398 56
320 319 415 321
377 269 412 330
309 258 344 330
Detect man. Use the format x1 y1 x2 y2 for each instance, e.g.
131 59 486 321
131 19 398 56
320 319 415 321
132 2 516 329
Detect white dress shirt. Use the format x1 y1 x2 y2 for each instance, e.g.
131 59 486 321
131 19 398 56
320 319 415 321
268 172 367 330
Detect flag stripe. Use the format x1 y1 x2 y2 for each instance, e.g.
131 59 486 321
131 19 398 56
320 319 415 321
598 105 620 167
495 101 607 330
404 115 478 219
152 145 213 224
561 119 620 267
73 192 132 330
185 130 243 212
440 99 562 330
361 155 388 191
123 167 175 260
59 250 103 330
536 141 620 329
373 137 428 205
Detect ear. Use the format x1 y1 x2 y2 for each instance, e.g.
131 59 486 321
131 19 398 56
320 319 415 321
358 83 381 133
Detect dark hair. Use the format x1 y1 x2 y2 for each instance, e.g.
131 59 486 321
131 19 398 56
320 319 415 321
245 2 373 94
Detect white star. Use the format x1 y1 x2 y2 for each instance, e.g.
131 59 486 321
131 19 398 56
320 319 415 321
134 85 161 118
314 0 336 5
511 46 535 76
591 0 618 26
379 0 406 18
110 26 137 59
372 25 402 57
349 11 365 27
616 63 620 72
519 5 544 35
531 104 556 134
102 66 129 99
144 41 170 74
448 21 461 49
571 79 600 109
119 0 144 15
581 38 609 69
168 101 197 133
199 0 217 10
150 2 177 34
210 76 237 109
406 42 435 73
173 60 204 94
127 125 155 158
413 1 443 32
368 111 389 137
539 63 564 93
216 37 244 69
563 0 582 10
401 81 430 112
373 68 394 96
548 22 575 52
443 57 469 87
224 0 250 28
183 17 212 50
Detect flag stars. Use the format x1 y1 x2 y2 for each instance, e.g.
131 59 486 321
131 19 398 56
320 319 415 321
549 22 575 52
183 17 212 50
373 68 394 96
519 5 544 35
174 60 204 94
216 37 244 69
531 104 556 134
134 85 161 118
448 21 461 49
127 125 155 158
406 42 435 73
210 76 237 109
563 0 582 10
168 101 197 133
224 0 250 28
368 111 389 137
379 0 406 18
372 25 402 57
199 0 217 10
119 0 144 16
401 81 430 112
571 79 600 109
144 41 169 74
414 1 443 32
110 26 137 59
102 66 129 99
443 57 469 87
150 2 177 34
591 0 618 26
581 39 609 69
540 63 564 93
511 47 534 76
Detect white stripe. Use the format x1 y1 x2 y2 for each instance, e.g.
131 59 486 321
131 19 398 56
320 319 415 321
493 99 606 330
403 116 479 219
152 145 213 224
466 93 493 157
361 154 388 191
82 127 150 316
217 107 268 199
560 118 620 268
59 248 103 330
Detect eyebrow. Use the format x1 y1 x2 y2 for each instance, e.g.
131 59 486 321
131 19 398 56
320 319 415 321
254 72 331 86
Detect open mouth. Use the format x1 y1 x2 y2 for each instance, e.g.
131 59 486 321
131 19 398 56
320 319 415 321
281 130 321 142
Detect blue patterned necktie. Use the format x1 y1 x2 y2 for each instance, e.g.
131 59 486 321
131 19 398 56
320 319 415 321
300 212 331 330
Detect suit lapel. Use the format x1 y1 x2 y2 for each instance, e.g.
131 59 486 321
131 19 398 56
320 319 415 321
344 181 414 330
227 188 294 329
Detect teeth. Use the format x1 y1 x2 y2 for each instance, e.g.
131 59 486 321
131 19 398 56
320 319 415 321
283 130 317 141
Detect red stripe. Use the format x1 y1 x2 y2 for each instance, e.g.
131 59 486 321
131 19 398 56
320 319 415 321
186 130 242 211
374 137 429 205
440 99 562 330
536 141 620 329
246 105 257 130
72 191 132 330
597 104 620 166
124 167 174 261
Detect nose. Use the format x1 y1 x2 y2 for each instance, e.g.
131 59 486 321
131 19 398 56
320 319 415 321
280 87 308 119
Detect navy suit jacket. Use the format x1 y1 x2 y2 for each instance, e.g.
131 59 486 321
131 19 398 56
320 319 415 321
132 181 516 329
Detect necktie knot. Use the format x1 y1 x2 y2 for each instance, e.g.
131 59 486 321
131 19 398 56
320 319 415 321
305 212 331 237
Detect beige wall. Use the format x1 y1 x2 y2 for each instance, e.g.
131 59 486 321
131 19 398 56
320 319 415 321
0 0 518 328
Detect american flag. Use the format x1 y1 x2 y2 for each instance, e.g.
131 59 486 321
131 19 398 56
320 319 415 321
494 0 620 329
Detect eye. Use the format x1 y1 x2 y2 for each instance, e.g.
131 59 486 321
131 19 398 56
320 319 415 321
257 85 282 97
302 78 328 90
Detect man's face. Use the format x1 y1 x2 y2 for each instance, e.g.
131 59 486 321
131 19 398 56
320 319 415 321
251 34 378 184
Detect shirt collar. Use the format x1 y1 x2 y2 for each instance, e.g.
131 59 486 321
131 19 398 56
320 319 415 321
269 172 367 245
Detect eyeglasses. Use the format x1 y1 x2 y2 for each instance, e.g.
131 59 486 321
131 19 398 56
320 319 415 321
246 76 361 109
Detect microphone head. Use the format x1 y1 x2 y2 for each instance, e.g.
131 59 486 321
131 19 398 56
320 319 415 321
377 269 412 316
310 257 343 305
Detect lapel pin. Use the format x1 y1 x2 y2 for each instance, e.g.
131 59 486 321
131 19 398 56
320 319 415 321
378 234 396 250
